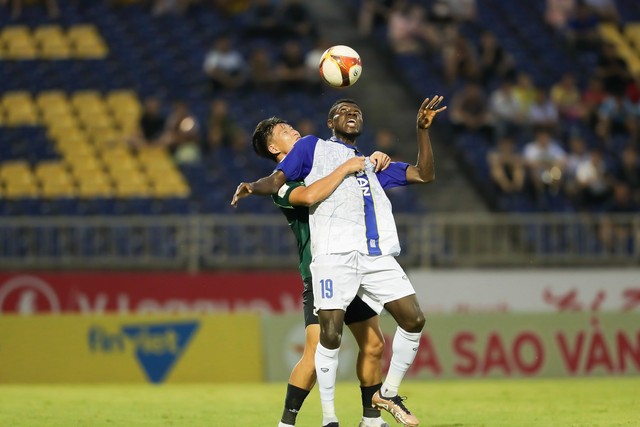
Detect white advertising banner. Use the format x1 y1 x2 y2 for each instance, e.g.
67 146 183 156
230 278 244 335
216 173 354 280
407 269 640 313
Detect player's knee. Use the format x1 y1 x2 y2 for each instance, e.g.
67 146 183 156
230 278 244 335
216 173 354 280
402 312 426 333
320 327 342 349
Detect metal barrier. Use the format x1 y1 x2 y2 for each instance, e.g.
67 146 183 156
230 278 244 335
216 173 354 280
0 214 638 270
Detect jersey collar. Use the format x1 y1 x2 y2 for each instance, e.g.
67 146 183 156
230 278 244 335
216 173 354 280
328 136 361 154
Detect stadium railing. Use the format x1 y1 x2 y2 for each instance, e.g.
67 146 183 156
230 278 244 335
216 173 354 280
0 214 638 271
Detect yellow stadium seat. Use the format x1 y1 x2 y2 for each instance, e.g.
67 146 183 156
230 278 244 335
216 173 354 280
2 91 32 107
5 39 38 59
77 179 113 198
151 182 190 198
1 26 30 40
5 108 39 126
41 182 76 198
36 90 67 107
40 40 72 59
3 182 40 198
32 24 64 42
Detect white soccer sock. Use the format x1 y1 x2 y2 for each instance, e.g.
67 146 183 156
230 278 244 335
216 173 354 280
278 423 294 427
360 416 385 426
381 326 421 398
315 343 340 424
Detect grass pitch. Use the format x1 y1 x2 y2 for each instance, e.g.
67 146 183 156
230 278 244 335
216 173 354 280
1 377 638 426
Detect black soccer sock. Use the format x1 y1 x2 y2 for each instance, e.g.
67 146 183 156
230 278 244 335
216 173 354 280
361 383 383 418
281 383 310 425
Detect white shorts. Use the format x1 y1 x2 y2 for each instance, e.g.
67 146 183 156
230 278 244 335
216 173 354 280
310 251 416 313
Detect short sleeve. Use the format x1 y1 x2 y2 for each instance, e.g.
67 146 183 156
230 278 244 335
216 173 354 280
377 162 410 189
272 181 305 209
276 135 318 181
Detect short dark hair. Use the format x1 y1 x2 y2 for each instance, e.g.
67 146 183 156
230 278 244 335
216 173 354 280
252 116 287 162
328 98 358 120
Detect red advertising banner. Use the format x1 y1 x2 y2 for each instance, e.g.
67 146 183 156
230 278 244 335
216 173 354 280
0 272 303 315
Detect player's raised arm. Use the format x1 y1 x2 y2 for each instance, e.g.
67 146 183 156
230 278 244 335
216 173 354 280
289 156 365 207
406 95 447 184
230 170 287 207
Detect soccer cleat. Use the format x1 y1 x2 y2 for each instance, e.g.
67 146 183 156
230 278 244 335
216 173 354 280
358 421 391 427
372 391 419 427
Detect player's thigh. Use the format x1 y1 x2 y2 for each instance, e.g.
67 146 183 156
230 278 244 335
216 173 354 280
358 254 416 307
310 252 360 311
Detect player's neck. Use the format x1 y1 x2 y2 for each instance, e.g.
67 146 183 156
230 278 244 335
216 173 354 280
332 134 357 146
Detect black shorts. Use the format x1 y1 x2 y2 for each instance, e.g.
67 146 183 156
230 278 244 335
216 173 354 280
302 277 377 327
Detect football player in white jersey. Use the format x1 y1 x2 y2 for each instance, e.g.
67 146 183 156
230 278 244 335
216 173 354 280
232 95 446 427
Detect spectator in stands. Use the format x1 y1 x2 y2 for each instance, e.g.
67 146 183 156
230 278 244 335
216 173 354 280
203 33 247 93
595 42 630 94
603 182 639 213
615 146 640 202
164 100 201 164
357 0 394 36
565 1 600 52
595 90 638 143
126 96 168 149
4 0 59 19
487 136 525 194
582 77 607 130
528 87 560 134
205 98 240 155
304 38 332 93
275 40 310 92
247 47 277 91
449 82 493 138
564 135 591 187
294 118 318 139
152 0 195 15
550 72 584 123
513 72 537 116
387 0 431 54
625 71 640 104
441 0 477 22
280 0 318 42
573 149 612 210
374 128 401 161
489 78 527 139
583 0 619 22
442 30 479 85
545 0 576 32
477 30 516 86
244 0 284 40
523 126 567 198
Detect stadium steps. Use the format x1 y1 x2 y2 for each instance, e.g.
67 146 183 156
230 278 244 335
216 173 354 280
304 0 489 213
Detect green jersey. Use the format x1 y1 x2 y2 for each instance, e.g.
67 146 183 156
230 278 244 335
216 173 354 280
272 180 312 280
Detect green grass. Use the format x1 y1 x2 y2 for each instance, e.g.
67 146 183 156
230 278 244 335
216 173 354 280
1 378 639 426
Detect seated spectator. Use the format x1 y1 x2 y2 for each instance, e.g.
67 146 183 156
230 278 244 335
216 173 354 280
442 0 477 22
565 1 600 52
545 0 576 32
280 0 318 41
487 136 525 194
357 0 395 36
387 0 431 54
152 0 196 16
603 182 639 213
205 98 240 155
247 47 277 91
126 96 168 149
489 78 527 139
304 38 332 93
523 127 567 198
583 0 619 22
573 149 612 209
374 128 401 161
442 30 479 85
203 33 247 93
595 90 638 143
4 0 59 19
550 72 584 122
615 146 640 202
477 30 516 86
595 42 629 94
582 77 607 129
513 72 537 115
164 101 201 164
244 0 284 40
528 87 560 133
276 40 309 92
625 71 640 104
450 82 493 138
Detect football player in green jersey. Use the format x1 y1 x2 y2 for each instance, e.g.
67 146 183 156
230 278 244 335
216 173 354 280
249 117 392 427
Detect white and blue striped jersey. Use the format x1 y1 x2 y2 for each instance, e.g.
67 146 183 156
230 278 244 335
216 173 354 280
277 135 410 257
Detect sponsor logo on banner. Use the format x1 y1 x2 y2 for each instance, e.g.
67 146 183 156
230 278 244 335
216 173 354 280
88 320 199 383
0 275 60 314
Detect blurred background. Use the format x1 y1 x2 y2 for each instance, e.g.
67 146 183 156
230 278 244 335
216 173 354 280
0 0 639 389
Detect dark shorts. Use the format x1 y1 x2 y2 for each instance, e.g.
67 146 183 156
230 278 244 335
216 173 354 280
302 277 377 327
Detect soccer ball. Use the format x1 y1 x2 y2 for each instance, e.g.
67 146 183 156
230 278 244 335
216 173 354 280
318 45 362 88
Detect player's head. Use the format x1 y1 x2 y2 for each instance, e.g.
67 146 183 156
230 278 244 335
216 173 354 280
252 117 301 162
327 98 363 141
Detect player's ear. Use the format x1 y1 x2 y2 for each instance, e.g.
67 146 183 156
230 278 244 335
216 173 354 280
267 143 280 156
326 118 334 130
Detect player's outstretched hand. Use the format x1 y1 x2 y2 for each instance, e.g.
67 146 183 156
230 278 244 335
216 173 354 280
417 95 447 130
231 182 254 207
370 151 391 172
